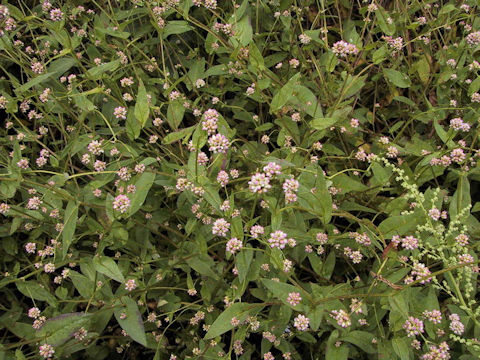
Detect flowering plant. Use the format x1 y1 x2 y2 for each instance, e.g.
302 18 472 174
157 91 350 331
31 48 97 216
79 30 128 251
0 0 480 359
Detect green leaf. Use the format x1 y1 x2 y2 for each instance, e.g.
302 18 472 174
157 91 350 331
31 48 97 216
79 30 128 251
72 89 96 112
15 73 53 93
468 76 480 96
236 249 253 284
255 123 274 132
343 74 367 98
393 96 416 107
93 256 125 283
162 21 194 38
270 73 301 113
162 126 195 145
16 281 57 307
308 253 323 275
320 51 338 72
185 59 205 89
433 120 453 147
204 303 258 339
126 107 141 140
260 278 308 310
233 0 249 19
134 79 149 127
69 270 94 298
15 58 77 93
414 56 430 85
96 27 130 39
128 172 155 216
392 337 410 360
204 64 228 77
383 69 412 89
167 101 185 130
249 42 265 71
332 174 368 193
378 212 420 237
384 68 411 88
86 60 120 80
449 175 471 221
235 15 253 46
114 296 147 346
310 117 339 131
306 305 324 331
295 85 323 117
375 7 395 35
438 4 456 15
317 170 333 224
202 186 222 210
372 45 388 64
472 202 480 213
15 349 27 360
274 117 300 145
62 201 79 259
186 254 219 280
322 251 336 280
36 312 90 346
372 162 391 184
297 166 332 224
326 343 349 360
48 57 77 75
0 180 19 198
341 331 376 354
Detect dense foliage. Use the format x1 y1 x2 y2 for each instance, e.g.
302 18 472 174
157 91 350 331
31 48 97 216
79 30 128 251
1 0 480 359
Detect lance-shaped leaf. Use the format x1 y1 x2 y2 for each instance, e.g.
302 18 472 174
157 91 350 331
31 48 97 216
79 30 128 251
16 281 57 307
134 79 149 127
114 296 147 346
92 256 125 283
36 313 90 346
62 201 79 259
261 278 309 311
128 172 155 217
204 303 261 339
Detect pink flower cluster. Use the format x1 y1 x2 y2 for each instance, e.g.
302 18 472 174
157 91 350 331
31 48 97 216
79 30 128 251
212 218 230 236
113 194 131 213
39 344 55 358
248 162 282 194
268 230 296 249
449 118 470 132
216 170 229 186
332 40 359 57
423 309 442 324
350 232 371 246
344 247 363 263
330 309 351 328
202 109 219 134
283 177 299 203
250 225 265 238
125 279 137 291
248 172 271 193
293 314 309 331
286 292 302 306
401 236 419 250
430 148 467 166
383 35 403 52
403 317 424 337
208 133 229 154
226 238 243 254
404 262 432 284
466 31 480 46
316 232 328 244
448 313 464 335
421 342 450 360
